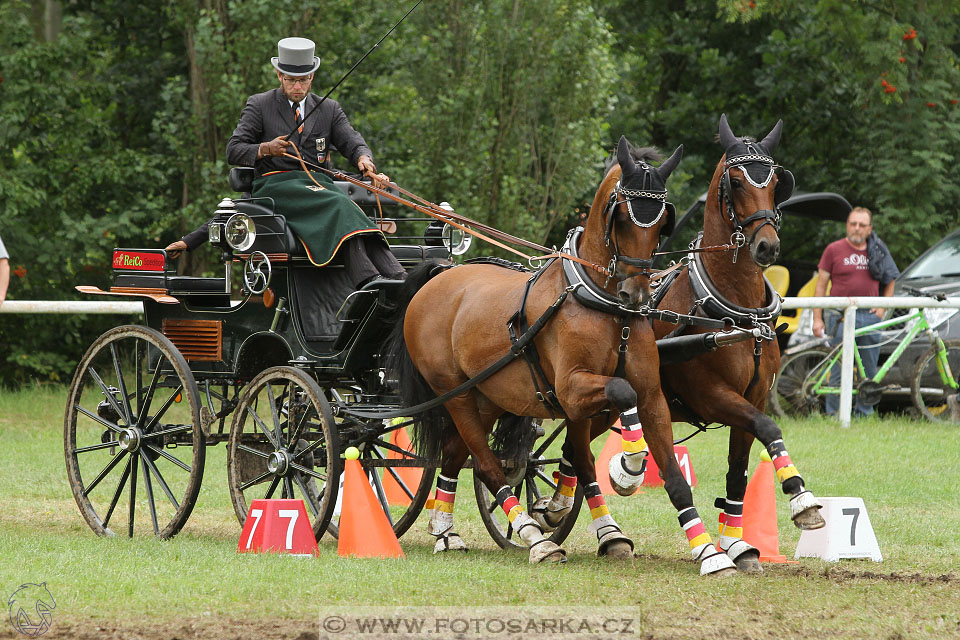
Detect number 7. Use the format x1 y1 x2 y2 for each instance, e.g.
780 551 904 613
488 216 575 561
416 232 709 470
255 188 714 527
278 509 300 550
245 509 264 549
842 507 860 545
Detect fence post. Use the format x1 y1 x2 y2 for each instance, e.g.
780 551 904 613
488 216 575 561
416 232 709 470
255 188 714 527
840 305 858 428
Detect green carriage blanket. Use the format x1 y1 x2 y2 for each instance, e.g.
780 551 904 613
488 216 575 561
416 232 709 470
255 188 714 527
252 170 384 266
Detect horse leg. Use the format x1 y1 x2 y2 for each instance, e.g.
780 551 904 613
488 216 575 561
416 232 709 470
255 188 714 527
426 436 470 554
605 380 649 496
607 378 736 576
716 396 825 530
529 451 578 534
562 419 634 559
446 401 566 564
716 428 762 573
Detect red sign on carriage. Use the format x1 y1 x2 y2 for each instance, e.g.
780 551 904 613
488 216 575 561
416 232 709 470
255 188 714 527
112 250 165 271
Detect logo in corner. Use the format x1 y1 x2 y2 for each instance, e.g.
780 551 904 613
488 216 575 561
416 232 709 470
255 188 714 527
8 583 55 637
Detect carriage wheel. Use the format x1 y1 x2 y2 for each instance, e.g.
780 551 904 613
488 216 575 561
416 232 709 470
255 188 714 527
326 418 435 540
227 366 341 540
910 339 960 423
64 325 205 538
473 420 583 550
769 347 830 418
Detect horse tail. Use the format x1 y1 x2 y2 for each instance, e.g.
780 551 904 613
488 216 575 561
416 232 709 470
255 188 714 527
490 413 536 467
384 259 457 461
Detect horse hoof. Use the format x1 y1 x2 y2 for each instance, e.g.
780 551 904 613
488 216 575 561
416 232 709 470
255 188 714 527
433 533 468 554
790 491 825 530
709 567 738 578
608 453 643 496
529 540 567 564
734 555 763 574
599 540 633 560
793 506 826 530
698 546 737 576
722 540 762 574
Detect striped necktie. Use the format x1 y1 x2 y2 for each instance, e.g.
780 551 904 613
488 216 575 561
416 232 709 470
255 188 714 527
293 103 303 134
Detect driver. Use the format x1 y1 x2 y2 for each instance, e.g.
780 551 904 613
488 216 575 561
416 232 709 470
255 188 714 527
166 36 405 287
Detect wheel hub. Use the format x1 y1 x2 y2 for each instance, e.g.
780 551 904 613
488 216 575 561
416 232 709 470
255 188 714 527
267 450 291 475
118 428 142 452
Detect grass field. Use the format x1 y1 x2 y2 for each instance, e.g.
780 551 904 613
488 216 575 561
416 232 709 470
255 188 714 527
1 384 959 639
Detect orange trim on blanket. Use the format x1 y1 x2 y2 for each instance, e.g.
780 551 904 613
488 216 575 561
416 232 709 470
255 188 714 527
300 228 387 267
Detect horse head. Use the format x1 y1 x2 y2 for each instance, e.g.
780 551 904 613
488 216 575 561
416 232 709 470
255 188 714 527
591 136 682 309
714 114 793 268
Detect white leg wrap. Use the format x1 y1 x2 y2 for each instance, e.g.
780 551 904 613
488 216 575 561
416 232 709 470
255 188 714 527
432 532 467 554
608 451 645 496
589 515 634 556
789 489 822 520
695 543 737 575
531 496 572 533
426 509 454 537
719 538 758 563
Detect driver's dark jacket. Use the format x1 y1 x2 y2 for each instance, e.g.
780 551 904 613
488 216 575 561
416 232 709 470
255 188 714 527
180 89 374 250
225 88 372 179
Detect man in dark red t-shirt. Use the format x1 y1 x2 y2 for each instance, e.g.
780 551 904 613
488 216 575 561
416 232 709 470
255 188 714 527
812 207 897 416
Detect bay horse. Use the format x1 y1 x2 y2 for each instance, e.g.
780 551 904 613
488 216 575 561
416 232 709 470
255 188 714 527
605 114 825 572
389 137 737 574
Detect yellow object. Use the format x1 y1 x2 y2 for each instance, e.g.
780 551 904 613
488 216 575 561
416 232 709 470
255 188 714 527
776 272 830 334
760 449 772 462
345 446 360 460
764 265 790 297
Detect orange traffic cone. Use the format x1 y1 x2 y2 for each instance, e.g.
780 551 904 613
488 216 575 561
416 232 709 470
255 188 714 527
741 454 792 563
338 448 405 559
594 427 623 495
382 423 423 507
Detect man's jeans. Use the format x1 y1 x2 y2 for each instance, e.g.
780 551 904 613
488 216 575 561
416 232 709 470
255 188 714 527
825 309 882 416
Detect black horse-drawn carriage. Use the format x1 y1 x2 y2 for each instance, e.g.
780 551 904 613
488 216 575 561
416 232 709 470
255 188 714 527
65 167 582 547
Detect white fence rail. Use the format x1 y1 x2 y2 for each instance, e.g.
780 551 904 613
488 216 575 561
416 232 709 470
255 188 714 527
4 296 960 427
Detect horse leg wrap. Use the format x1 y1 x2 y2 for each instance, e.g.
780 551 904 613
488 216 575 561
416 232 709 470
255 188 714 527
608 408 647 496
433 532 467 554
426 474 458 537
679 506 736 575
496 485 566 563
531 460 577 532
585 483 633 557
714 498 760 571
789 489 825 529
767 439 802 487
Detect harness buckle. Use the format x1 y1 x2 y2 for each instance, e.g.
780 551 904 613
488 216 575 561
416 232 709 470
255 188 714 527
621 325 631 341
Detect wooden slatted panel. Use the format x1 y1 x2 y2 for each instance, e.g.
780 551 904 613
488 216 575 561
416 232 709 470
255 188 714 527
162 319 223 362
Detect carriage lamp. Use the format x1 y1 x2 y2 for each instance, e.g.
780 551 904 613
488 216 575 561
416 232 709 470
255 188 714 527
224 213 257 252
439 202 472 256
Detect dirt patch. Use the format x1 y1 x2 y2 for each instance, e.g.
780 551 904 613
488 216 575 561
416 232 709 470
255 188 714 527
0 618 322 640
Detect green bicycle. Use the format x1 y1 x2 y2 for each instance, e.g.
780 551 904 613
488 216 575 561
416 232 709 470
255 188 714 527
769 295 960 422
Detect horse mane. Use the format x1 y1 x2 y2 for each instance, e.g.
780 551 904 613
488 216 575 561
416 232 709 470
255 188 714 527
713 134 756 144
603 143 663 174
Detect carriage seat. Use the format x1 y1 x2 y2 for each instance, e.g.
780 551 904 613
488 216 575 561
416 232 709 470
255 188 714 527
166 275 227 293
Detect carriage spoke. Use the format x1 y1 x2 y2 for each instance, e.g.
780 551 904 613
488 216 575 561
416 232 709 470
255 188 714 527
102 456 132 529
73 440 119 454
288 462 326 482
88 367 127 427
237 444 271 459
141 455 159 535
75 404 122 434
137 361 164 425
371 447 416 500
534 468 558 489
141 424 192 441
143 383 184 432
532 420 566 458
287 399 312 446
294 475 320 517
135 340 143 414
283 475 295 499
290 432 327 462
141 452 181 511
264 476 281 499
82 448 129 497
239 470 274 492
265 383 284 447
143 444 191 473
109 343 134 426
127 452 139 537
368 468 394 526
246 406 279 449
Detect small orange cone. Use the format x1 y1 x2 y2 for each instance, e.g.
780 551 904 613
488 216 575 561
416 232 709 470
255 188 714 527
338 448 404 559
594 427 623 495
741 455 792 563
382 424 423 507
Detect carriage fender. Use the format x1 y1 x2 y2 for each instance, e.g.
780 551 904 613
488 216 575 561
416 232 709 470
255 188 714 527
233 331 294 380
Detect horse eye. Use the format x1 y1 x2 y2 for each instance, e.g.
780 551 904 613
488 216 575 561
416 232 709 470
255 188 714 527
730 178 742 189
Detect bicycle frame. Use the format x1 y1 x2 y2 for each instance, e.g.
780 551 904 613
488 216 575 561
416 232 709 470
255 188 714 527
807 309 955 397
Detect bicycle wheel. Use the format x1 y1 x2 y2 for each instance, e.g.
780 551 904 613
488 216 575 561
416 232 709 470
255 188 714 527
769 347 830 417
910 339 960 423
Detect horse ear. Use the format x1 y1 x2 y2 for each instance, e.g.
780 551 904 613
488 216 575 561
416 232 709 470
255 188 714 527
617 136 635 177
718 113 737 149
760 119 784 154
657 144 683 181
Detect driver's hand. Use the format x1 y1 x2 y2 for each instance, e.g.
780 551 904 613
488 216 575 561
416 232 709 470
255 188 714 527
357 156 390 189
165 240 187 259
260 136 292 158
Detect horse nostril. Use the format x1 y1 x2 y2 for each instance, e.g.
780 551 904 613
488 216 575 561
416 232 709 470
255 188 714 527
617 290 631 306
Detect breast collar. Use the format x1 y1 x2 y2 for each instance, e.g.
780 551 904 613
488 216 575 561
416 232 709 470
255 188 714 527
687 232 781 329
561 227 643 316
